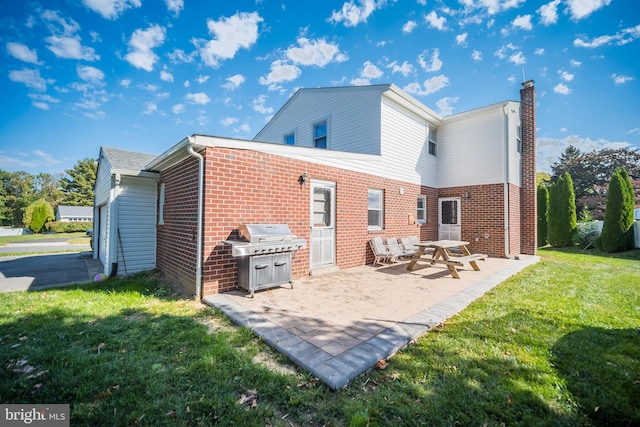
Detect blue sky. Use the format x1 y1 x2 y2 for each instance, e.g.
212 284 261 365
1 0 638 175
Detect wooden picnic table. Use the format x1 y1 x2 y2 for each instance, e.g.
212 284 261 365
406 240 487 279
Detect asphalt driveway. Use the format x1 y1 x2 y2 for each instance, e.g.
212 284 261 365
0 250 103 292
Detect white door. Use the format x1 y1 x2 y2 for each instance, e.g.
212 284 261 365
310 180 336 269
99 205 108 266
438 197 461 241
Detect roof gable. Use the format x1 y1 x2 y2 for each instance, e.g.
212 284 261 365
100 146 158 172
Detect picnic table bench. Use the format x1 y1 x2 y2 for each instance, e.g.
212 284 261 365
406 240 488 279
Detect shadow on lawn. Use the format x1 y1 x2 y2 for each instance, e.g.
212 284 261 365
0 305 293 426
551 326 640 426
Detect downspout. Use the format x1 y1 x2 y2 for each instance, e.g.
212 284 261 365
503 105 511 258
187 138 204 300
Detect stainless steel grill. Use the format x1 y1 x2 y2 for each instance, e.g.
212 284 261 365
224 224 306 297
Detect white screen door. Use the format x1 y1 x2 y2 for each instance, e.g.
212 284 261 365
310 180 336 269
438 197 461 240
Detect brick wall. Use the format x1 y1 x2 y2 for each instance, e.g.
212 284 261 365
520 80 537 254
156 157 199 294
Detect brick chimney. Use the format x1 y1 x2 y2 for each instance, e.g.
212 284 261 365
520 80 537 254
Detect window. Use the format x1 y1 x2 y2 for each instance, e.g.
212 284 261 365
158 183 165 225
516 124 522 153
368 189 383 230
441 200 458 225
417 195 426 224
428 127 437 156
284 133 295 145
314 121 327 149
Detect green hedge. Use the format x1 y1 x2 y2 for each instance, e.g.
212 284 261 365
45 221 93 233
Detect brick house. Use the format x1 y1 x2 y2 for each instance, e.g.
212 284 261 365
92 81 536 298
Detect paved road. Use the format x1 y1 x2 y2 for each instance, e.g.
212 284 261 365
0 242 103 292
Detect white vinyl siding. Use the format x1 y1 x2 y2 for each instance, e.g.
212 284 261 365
94 154 112 206
115 177 157 274
437 101 521 188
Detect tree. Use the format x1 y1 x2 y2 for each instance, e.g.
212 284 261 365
551 146 640 219
60 158 97 206
24 198 55 233
0 170 37 226
537 184 549 246
596 168 635 252
547 172 577 247
34 172 64 209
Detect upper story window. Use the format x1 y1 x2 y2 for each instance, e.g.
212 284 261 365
517 124 522 153
417 195 426 224
428 127 437 156
368 189 383 230
284 133 295 145
314 121 327 149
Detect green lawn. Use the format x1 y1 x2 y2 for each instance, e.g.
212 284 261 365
0 248 638 426
0 232 87 246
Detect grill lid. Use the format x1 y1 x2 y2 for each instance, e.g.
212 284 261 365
238 223 295 243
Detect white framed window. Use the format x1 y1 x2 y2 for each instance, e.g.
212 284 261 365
428 127 437 156
158 182 165 225
516 124 522 153
417 195 426 224
368 189 383 230
284 132 295 145
314 120 327 149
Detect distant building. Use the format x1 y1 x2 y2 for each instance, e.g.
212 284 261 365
55 205 93 222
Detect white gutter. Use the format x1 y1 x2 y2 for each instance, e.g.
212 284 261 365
503 104 511 258
187 137 204 300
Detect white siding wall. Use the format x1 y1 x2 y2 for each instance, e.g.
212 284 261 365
94 153 112 206
94 153 112 270
380 98 438 187
255 88 383 154
115 176 157 275
438 103 517 188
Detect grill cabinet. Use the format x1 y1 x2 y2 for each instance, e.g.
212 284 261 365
225 224 305 298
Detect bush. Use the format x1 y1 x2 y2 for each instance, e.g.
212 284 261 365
537 184 549 246
596 167 635 252
548 172 577 247
45 221 93 233
23 198 55 231
573 221 601 249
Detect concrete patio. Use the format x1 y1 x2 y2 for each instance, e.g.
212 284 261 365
204 255 539 389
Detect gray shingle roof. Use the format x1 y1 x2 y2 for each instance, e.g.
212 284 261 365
101 146 158 172
57 205 93 217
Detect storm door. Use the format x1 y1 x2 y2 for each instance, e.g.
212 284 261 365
438 197 461 240
310 180 336 269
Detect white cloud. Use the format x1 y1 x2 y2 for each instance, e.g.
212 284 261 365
418 48 442 72
252 94 273 114
459 0 525 15
83 110 107 120
403 20 417 33
41 9 80 35
535 48 545 55
221 116 239 126
553 83 571 95
285 37 348 67
259 60 302 90
388 60 413 76
456 33 468 47
185 92 210 105
77 65 104 83
120 78 131 87
82 0 141 19
328 0 384 27
567 0 611 20
143 102 158 115
195 12 263 68
172 104 185 114
360 61 383 80
138 83 158 92
223 74 245 90
573 24 640 48
7 42 40 64
32 102 49 110
404 75 450 96
512 15 532 31
558 70 574 82
125 25 166 71
471 49 482 61
351 77 371 86
509 52 526 65
537 0 561 26
425 11 446 31
612 74 634 85
570 59 582 67
160 70 174 82
436 96 459 115
46 35 99 60
165 0 183 16
8 68 48 91
537 134 630 172
196 75 209 84
168 48 195 63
